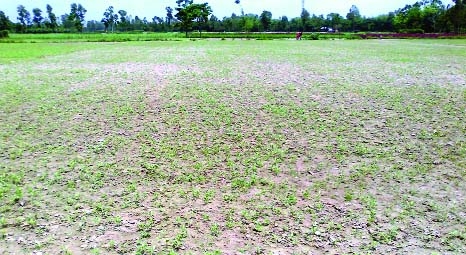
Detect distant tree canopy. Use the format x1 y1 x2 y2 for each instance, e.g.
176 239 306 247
1 0 465 34
347 5 361 31
101 6 118 32
68 3 87 32
175 1 212 37
16 5 31 31
46 4 58 31
32 8 44 27
260 10 272 31
0 11 12 31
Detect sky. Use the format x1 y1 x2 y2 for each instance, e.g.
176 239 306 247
2 0 455 22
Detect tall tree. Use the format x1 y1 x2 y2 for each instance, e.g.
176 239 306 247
346 5 361 31
32 8 44 27
175 0 194 36
101 6 118 32
259 10 272 31
166 7 174 26
46 4 58 31
300 8 310 31
118 10 129 31
133 16 144 30
61 14 74 30
193 3 213 37
17 5 31 31
326 13 343 31
175 1 212 37
0 11 12 30
276 16 289 32
421 0 445 32
448 0 465 33
68 3 87 32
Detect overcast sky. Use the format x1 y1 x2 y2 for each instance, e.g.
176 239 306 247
2 0 455 22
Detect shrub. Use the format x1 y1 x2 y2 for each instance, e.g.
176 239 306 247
345 33 361 40
399 28 424 34
0 30 9 38
307 33 320 40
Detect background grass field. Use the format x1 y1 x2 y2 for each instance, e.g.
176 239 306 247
0 39 465 254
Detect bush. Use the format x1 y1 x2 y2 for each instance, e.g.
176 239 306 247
399 28 424 34
307 33 320 40
0 30 9 38
345 33 361 40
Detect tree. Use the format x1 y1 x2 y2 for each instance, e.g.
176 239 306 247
166 7 174 26
367 13 395 32
0 11 12 31
326 13 343 31
300 8 310 31
17 5 31 32
86 20 105 32
60 14 74 30
152 16 165 31
193 3 213 36
274 16 290 32
207 15 222 32
259 10 272 31
175 4 193 36
32 8 44 27
45 4 58 31
447 0 466 33
309 14 324 32
133 16 144 30
241 14 259 32
101 6 118 32
118 10 129 31
346 5 361 31
68 3 87 32
421 1 445 32
175 1 213 37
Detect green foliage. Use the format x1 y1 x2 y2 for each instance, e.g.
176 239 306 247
135 241 155 255
0 11 12 31
175 2 213 37
399 28 425 34
16 5 31 32
307 33 320 40
101 6 118 32
0 30 8 38
68 3 87 32
260 10 272 31
45 4 58 31
344 33 360 39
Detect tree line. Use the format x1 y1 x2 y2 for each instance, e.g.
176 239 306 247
0 0 464 34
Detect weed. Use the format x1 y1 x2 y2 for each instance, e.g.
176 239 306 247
135 241 155 255
210 223 221 236
171 226 188 250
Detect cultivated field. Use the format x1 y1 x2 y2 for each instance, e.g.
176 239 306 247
0 39 465 254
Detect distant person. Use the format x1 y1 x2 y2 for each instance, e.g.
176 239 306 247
296 31 303 40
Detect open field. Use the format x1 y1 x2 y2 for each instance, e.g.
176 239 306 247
0 39 465 254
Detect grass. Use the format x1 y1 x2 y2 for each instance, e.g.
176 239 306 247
1 32 183 43
0 39 465 254
0 31 407 44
